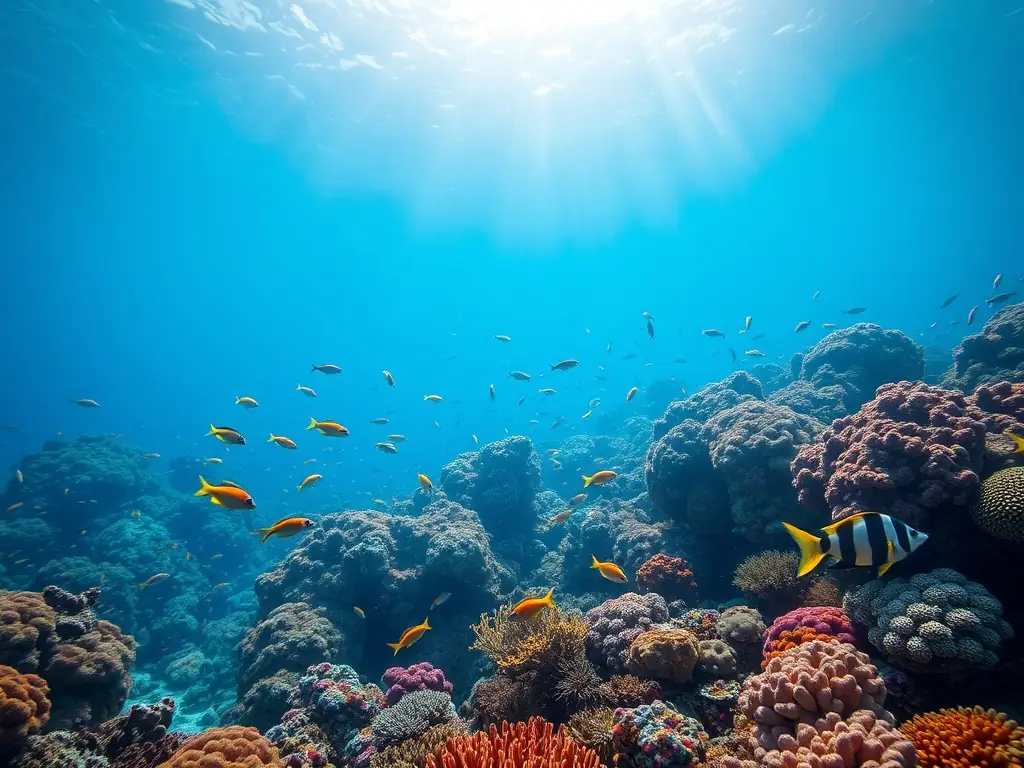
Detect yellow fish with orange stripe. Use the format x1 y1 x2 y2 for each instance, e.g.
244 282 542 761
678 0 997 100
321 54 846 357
387 617 431 655
511 589 555 619
590 555 627 584
307 418 349 437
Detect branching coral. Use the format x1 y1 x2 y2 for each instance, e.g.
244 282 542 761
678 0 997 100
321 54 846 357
157 726 282 767
625 628 700 684
426 717 601 768
0 665 50 751
470 605 587 677
635 555 699 606
900 705 1023 767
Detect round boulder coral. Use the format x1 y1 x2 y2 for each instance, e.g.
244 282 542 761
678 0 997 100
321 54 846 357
635 555 699 606
625 628 699 684
584 593 669 674
158 725 282 767
0 666 50 750
971 466 1024 542
697 639 737 677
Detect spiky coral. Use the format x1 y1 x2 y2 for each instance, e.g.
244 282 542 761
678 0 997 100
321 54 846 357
566 708 617 766
426 717 600 768
470 605 587 677
732 551 805 608
900 706 1023 767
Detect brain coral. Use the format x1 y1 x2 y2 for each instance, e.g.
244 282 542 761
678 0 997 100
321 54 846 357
799 324 925 412
971 466 1024 542
635 554 699 606
738 640 890 751
900 705 1023 767
697 639 737 677
703 400 825 541
158 726 283 767
584 592 669 673
426 716 601 768
941 301 1024 391
0 665 50 750
791 381 991 525
843 568 1014 674
624 627 699 684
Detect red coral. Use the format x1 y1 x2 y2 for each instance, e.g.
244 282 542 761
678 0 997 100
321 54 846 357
761 627 837 670
0 665 50 750
157 726 283 767
635 554 699 606
426 717 600 768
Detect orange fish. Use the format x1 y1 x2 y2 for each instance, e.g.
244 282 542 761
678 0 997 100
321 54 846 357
386 617 431 655
194 476 255 510
307 417 349 437
254 516 314 543
6 503 23 512
139 573 170 590
268 434 298 449
590 555 628 584
297 474 322 492
511 588 555 619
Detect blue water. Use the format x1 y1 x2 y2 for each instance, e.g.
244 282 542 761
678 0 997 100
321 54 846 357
1 0 1023 706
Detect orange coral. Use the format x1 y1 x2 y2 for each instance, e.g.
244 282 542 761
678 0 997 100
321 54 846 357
158 725 283 767
901 706 1024 767
0 665 50 750
0 591 57 672
760 626 837 669
427 717 600 768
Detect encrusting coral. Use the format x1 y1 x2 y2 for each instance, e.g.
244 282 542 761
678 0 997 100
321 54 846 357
0 665 50 751
157 725 282 767
899 705 1023 767
426 717 601 768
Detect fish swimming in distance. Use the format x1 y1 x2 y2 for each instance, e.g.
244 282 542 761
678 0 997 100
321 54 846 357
987 292 1017 306
940 294 958 309
625 387 638 403
235 396 259 409
783 511 927 578
297 384 317 397
550 359 579 371
268 434 297 449
71 398 100 408
382 370 395 387
494 334 512 342
307 418 349 436
794 321 811 333
582 470 616 488
842 307 867 315
702 329 724 338
311 363 342 374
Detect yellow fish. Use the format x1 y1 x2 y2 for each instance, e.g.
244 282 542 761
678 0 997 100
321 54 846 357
591 555 628 584
307 418 349 437
194 476 255 510
387 617 431 655
511 589 555 619
7 503 23 512
547 508 573 526
354 606 366 618
268 434 298 449
254 516 315 543
582 471 617 488
236 396 259 409
417 473 433 493
1004 431 1024 453
297 474 322 492
207 425 245 445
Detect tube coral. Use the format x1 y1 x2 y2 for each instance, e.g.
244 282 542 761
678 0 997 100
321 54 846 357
425 717 601 768
900 705 1023 767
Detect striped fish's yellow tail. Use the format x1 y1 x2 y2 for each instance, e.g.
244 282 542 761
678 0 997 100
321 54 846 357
783 522 828 577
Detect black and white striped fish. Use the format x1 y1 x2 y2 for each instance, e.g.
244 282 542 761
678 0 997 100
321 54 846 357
783 512 928 578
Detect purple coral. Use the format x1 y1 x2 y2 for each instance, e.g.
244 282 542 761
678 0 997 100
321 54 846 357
762 607 857 658
584 592 669 673
381 663 453 706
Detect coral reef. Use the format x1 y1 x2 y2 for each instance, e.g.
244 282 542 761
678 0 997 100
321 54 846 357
381 663 453 706
584 593 669 673
370 690 457 750
697 640 737 677
370 721 468 768
843 568 1014 675
941 301 1024 391
732 551 807 610
158 725 282 767
738 640 890 751
0 665 50 751
754 710 915 768
900 705 1023 767
652 372 765 441
566 707 617 766
470 605 587 677
624 628 700 684
718 606 767 646
611 701 708 768
799 324 925 412
761 607 857 658
769 380 849 424
971 466 1024 542
635 555 699 606
426 717 601 768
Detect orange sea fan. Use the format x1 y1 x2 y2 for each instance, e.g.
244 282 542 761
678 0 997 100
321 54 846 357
900 705 1024 767
426 716 601 768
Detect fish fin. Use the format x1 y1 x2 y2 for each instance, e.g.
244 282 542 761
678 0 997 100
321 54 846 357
210 495 224 507
782 522 828 577
828 561 859 570
307 417 318 431
820 512 877 535
387 642 402 655
253 528 271 543
235 396 240 404
423 617 431 630
311 364 318 372
1004 430 1024 453
138 583 147 590
590 554 600 569
582 474 592 487
206 424 217 436
268 434 275 442
877 561 894 578
543 588 555 606
194 475 211 497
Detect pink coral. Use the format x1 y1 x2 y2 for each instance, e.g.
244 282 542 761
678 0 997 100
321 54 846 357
791 381 994 525
381 662 453 706
738 640 890 752
762 607 857 658
755 710 916 768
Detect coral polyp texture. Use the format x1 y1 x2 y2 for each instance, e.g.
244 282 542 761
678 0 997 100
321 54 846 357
0 665 50 750
717 606 767 646
899 705 1024 767
755 710 916 768
381 663 453 706
738 640 890 751
971 466 1024 542
624 627 700 684
732 551 806 609
584 592 669 673
761 607 857 659
611 700 709 768
157 725 283 767
843 568 1013 674
635 554 699 606
425 717 601 768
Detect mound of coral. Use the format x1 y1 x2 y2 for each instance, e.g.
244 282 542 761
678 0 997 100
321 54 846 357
941 301 1024 391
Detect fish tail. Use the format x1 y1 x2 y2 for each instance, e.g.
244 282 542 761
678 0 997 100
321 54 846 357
311 364 319 372
268 434 275 443
387 642 402 655
206 424 217 436
590 554 600 570
782 522 828 577
542 588 555 606
307 417 318 431
423 617 431 630
138 582 148 590
582 474 593 487
235 396 241 404
253 528 271 544
1005 430 1024 453
194 475 211 497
